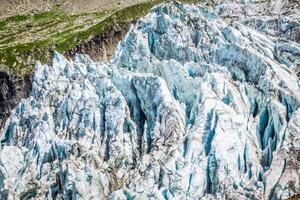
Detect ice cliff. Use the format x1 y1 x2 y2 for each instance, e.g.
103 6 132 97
0 2 300 200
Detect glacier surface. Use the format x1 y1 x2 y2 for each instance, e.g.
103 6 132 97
0 2 300 200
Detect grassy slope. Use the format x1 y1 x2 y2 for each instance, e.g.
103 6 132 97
0 0 198 75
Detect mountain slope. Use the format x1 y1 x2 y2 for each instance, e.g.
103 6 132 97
0 0 197 130
0 2 299 199
0 0 150 20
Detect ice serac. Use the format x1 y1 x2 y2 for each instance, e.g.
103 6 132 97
213 0 300 43
0 2 299 200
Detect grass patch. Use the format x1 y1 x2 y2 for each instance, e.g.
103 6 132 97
56 0 166 52
0 15 30 31
0 0 199 75
1 14 29 23
0 40 50 74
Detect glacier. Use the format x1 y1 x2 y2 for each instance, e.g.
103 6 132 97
0 2 300 200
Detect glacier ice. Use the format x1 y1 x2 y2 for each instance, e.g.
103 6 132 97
0 2 300 200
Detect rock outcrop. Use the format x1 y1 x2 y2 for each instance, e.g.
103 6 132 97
64 22 133 62
0 71 32 129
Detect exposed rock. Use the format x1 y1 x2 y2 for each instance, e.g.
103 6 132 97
0 0 149 20
0 0 64 20
0 70 32 129
64 22 133 62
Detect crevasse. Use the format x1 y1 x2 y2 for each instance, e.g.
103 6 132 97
0 2 299 200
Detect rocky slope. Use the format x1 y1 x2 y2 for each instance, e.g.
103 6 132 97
0 1 299 199
0 0 63 20
0 70 32 130
0 0 149 20
63 22 133 62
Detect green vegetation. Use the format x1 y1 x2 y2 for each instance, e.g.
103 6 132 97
0 7 109 74
0 0 198 75
56 0 165 52
0 15 29 31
